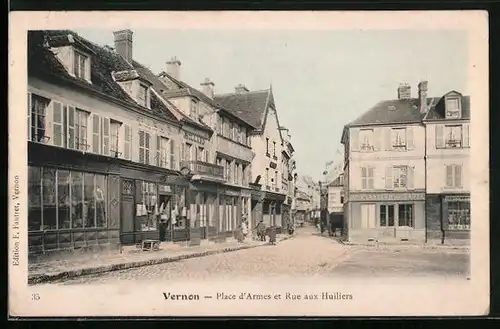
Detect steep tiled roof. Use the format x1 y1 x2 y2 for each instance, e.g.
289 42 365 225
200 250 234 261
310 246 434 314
214 89 274 131
424 94 471 121
158 71 256 129
348 97 441 127
28 30 178 123
133 62 212 132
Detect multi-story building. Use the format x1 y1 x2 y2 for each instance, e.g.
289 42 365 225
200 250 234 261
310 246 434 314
327 174 344 215
156 60 257 241
215 86 289 231
342 81 471 244
279 126 296 230
27 29 189 253
423 88 470 242
341 82 428 243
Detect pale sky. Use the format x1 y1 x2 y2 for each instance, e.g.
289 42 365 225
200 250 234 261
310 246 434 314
73 28 468 181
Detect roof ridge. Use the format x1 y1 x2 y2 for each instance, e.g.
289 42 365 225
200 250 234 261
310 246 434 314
214 88 270 98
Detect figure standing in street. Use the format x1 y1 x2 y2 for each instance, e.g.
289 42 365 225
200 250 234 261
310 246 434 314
268 225 277 245
256 220 266 241
241 219 249 240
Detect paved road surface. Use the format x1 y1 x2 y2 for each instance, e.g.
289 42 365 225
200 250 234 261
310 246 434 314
55 225 469 285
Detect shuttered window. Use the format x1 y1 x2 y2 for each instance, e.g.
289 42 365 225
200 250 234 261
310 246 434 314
92 114 101 153
52 101 64 147
123 124 132 160
445 164 463 188
139 130 151 165
361 167 374 190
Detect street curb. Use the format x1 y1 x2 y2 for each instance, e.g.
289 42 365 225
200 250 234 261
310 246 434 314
28 236 292 285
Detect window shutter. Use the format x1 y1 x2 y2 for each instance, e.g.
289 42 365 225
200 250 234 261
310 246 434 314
170 138 175 169
406 127 414 150
463 123 470 147
445 165 453 188
138 130 145 163
373 129 381 151
27 93 32 141
385 166 393 190
361 167 367 189
385 128 392 151
91 114 101 153
407 166 415 189
145 132 151 165
101 117 110 156
368 167 374 189
436 125 444 148
51 101 64 147
123 124 131 160
454 165 462 188
156 134 161 167
67 106 76 149
350 128 359 151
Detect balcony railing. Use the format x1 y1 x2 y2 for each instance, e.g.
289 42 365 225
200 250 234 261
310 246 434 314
181 160 225 179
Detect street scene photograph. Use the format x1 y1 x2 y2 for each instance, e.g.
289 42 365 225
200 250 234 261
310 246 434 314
24 25 472 286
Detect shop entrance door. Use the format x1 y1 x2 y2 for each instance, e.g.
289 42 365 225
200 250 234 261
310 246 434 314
120 179 135 244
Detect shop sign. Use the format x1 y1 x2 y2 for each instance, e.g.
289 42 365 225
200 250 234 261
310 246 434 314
185 132 206 145
444 195 470 202
159 185 172 193
349 192 425 202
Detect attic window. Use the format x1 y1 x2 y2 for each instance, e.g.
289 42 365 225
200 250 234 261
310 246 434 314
73 51 89 79
445 97 461 119
137 83 149 107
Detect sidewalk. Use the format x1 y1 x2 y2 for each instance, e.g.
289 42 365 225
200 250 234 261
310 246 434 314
338 238 470 252
28 235 291 285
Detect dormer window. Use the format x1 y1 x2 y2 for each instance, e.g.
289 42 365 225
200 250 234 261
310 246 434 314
73 51 89 80
445 97 461 119
137 83 148 107
190 99 198 118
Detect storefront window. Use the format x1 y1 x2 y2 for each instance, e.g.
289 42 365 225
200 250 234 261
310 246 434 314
448 201 470 230
71 171 84 228
379 204 395 227
28 167 42 231
42 168 57 230
84 173 95 228
57 170 71 229
139 181 158 231
27 166 113 232
95 174 107 227
398 204 413 227
173 186 186 229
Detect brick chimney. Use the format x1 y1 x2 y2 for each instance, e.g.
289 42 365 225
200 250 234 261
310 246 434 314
418 80 428 114
166 57 181 80
113 30 133 63
235 84 249 94
200 78 215 99
397 83 411 100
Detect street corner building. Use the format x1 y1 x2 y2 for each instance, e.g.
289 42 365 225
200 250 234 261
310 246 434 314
26 29 298 256
341 81 470 244
215 86 297 234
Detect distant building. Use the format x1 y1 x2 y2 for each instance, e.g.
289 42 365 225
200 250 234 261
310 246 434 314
327 174 344 215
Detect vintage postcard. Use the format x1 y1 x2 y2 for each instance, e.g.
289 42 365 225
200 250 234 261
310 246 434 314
9 11 489 317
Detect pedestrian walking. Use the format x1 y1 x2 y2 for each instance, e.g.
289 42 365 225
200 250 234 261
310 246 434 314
256 220 266 241
268 225 277 245
241 219 249 240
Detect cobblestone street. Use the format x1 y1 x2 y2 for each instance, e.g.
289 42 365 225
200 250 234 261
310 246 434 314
49 226 470 285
